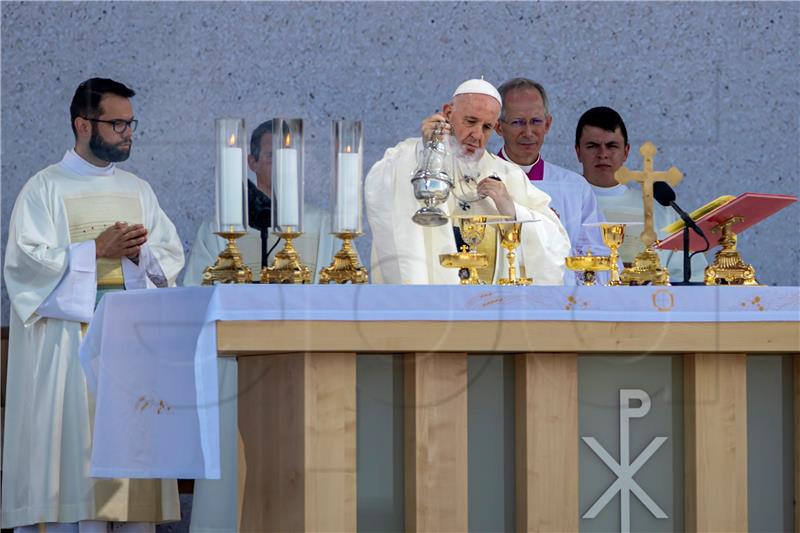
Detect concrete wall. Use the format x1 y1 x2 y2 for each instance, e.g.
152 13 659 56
2 1 797 323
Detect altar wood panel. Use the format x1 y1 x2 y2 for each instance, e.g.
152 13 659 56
795 354 800 533
515 353 579 532
237 353 356 532
219 320 799 354
404 352 468 532
684 353 747 532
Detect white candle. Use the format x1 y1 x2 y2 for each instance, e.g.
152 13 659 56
336 151 360 231
220 146 244 228
275 148 300 228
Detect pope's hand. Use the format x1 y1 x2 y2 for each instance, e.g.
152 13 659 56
477 177 516 219
95 222 148 261
421 112 452 142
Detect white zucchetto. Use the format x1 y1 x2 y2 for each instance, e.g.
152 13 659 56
452 79 502 106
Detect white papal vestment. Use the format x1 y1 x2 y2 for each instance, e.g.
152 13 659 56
2 151 184 529
365 138 570 285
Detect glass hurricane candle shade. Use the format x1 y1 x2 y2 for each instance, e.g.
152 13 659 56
271 118 304 234
215 118 248 233
332 119 363 234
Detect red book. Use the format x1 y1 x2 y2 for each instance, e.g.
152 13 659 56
658 192 797 251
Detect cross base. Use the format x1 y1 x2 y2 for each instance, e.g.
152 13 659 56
619 247 670 286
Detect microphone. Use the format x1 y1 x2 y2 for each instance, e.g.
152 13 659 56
652 181 706 240
247 180 271 232
653 181 709 285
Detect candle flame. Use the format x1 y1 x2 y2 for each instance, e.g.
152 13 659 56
228 133 236 146
284 133 291 147
344 145 352 153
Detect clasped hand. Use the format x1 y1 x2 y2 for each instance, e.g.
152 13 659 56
95 222 148 262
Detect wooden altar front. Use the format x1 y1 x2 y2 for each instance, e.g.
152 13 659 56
218 319 799 532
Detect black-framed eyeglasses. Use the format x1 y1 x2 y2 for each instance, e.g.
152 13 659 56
82 117 138 133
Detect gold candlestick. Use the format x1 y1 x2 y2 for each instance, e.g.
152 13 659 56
201 230 252 285
703 216 758 285
319 231 369 284
261 231 312 284
497 222 532 286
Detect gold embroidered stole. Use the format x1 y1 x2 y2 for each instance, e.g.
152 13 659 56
474 223 497 284
64 192 143 287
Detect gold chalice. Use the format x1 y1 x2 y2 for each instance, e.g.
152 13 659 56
565 251 612 287
497 222 532 286
600 223 625 286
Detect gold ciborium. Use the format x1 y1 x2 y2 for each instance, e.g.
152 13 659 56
438 215 493 284
600 223 625 286
261 230 312 284
497 222 532 286
319 231 369 284
439 245 489 284
201 230 253 285
565 251 612 286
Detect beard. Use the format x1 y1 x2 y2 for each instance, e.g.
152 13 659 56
89 128 132 162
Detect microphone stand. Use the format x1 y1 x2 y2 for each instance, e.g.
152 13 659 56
670 205 707 286
261 227 269 271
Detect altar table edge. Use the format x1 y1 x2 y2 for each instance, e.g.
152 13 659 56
216 319 799 355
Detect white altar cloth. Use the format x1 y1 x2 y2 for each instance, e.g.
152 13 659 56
79 284 799 478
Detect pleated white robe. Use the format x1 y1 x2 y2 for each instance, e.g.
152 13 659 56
2 156 184 529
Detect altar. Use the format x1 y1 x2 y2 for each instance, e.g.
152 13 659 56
81 284 800 532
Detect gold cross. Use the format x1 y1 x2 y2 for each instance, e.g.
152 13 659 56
615 141 683 247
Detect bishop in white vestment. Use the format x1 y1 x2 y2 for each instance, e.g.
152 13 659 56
365 79 570 285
